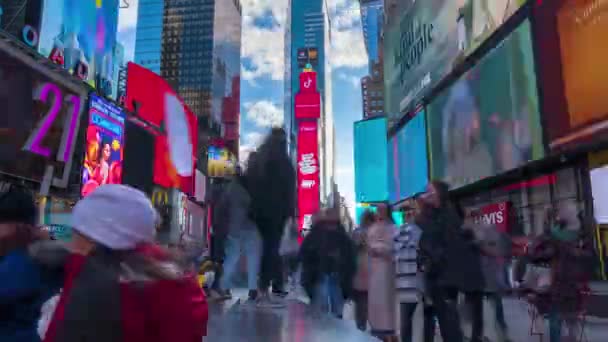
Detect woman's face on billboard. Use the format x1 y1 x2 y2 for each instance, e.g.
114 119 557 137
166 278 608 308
102 143 111 161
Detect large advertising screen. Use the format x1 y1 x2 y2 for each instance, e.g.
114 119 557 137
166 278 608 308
427 20 544 189
81 94 125 196
207 145 237 178
297 120 320 240
295 70 321 120
0 41 86 186
125 62 197 195
388 111 428 204
535 0 608 150
354 117 388 203
384 0 526 130
37 0 119 91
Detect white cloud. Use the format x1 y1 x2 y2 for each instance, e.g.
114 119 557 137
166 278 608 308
118 0 139 31
338 73 361 88
245 101 284 128
241 24 285 81
239 131 266 165
329 17 368 69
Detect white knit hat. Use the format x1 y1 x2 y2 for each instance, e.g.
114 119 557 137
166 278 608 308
72 184 158 250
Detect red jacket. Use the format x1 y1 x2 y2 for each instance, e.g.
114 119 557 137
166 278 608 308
44 248 208 342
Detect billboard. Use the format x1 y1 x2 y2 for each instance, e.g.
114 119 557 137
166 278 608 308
297 120 320 240
81 95 125 197
535 0 608 150
125 62 197 195
384 0 526 130
354 116 388 203
0 41 86 187
297 47 308 68
294 70 321 120
388 110 428 204
427 20 544 189
37 0 119 94
207 145 237 178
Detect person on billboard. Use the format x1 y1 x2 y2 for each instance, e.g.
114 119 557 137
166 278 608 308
248 128 296 307
82 126 101 186
94 139 112 185
34 185 208 342
0 186 62 342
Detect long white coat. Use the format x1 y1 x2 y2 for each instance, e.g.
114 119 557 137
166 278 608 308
367 221 397 333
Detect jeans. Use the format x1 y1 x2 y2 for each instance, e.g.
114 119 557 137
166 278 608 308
428 286 463 342
259 231 284 292
312 273 344 318
548 310 579 342
219 229 262 291
400 302 418 342
464 291 484 342
353 290 368 331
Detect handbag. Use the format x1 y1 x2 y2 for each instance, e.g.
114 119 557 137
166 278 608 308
521 264 553 293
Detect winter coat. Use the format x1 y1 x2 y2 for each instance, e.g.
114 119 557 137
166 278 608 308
299 219 356 301
351 226 370 291
367 221 397 332
394 223 423 303
417 207 485 293
31 241 208 342
0 248 62 342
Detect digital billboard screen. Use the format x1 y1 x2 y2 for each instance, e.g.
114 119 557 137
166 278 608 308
383 0 526 130
81 95 125 197
207 145 237 178
535 0 608 150
427 20 544 189
354 116 388 203
295 70 321 120
0 41 86 186
297 120 320 240
388 111 428 204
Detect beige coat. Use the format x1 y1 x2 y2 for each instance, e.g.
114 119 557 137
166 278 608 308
352 227 369 291
367 221 397 332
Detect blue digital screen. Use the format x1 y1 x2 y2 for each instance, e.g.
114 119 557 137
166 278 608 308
388 111 429 204
354 117 388 203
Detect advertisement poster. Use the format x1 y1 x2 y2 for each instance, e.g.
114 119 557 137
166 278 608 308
354 117 388 203
125 63 197 195
37 0 119 89
388 111 428 204
295 70 321 120
468 202 511 232
81 94 125 197
297 120 320 240
427 20 543 189
207 145 237 178
535 0 608 150
384 0 525 130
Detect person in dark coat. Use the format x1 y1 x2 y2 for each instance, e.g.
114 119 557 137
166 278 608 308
299 209 356 318
248 128 296 305
0 185 61 342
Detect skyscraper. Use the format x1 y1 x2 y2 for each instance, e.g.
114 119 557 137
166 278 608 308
134 0 242 156
358 0 384 119
134 0 163 74
359 0 382 65
286 0 335 201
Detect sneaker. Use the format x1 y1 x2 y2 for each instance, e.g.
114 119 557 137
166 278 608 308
257 292 286 308
248 290 258 301
207 289 225 301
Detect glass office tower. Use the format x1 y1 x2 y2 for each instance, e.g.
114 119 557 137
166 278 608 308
134 0 163 74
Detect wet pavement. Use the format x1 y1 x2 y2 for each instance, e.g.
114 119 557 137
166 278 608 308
207 298 379 342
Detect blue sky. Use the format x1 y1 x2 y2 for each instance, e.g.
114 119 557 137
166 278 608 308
117 0 367 214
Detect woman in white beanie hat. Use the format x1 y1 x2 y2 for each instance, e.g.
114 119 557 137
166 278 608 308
32 184 208 342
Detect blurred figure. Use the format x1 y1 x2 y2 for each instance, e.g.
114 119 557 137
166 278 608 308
351 210 376 331
394 196 424 342
218 168 262 302
520 201 594 342
34 185 208 342
279 217 300 296
367 203 397 341
416 181 464 342
209 183 230 300
300 209 356 318
248 128 296 306
0 186 61 342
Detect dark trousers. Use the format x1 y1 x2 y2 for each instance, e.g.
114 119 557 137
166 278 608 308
210 234 226 290
353 290 368 331
259 232 284 291
464 291 484 342
400 302 418 342
427 286 463 342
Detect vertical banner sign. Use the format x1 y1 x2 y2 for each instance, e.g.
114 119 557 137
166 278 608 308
297 120 320 241
295 70 321 120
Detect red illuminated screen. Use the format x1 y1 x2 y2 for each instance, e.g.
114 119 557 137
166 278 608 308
297 120 320 241
295 71 321 120
125 62 197 195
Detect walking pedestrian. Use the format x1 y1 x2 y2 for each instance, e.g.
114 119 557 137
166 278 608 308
279 217 300 295
35 185 208 342
367 203 397 341
416 181 465 342
300 209 356 318
351 210 376 331
394 199 424 342
209 183 230 300
218 167 263 302
248 128 296 306
0 186 61 342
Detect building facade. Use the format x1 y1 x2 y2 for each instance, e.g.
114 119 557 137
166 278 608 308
135 0 242 156
358 0 384 120
359 0 382 65
361 61 384 118
287 0 335 200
